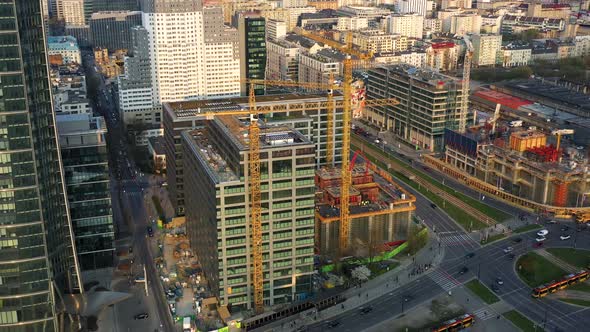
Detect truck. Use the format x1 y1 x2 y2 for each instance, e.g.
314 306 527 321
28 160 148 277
183 317 192 332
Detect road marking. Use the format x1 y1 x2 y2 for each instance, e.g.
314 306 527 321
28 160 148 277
439 233 475 247
428 269 461 292
472 307 495 321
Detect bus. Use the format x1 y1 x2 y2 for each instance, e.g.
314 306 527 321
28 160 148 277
532 270 589 298
182 317 193 332
432 314 475 332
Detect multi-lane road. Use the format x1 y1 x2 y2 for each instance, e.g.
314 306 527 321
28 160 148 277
83 51 175 332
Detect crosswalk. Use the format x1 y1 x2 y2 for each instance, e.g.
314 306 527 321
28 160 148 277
438 231 475 246
428 269 461 292
472 307 495 321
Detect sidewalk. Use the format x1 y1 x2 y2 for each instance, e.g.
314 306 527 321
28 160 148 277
261 230 446 332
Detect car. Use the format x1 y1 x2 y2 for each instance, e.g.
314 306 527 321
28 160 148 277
560 226 570 232
147 226 154 237
430 203 437 209
533 242 544 248
535 236 546 243
503 247 514 254
134 313 149 320
327 321 341 328
512 237 523 243
360 306 373 315
134 276 145 282
128 246 133 254
496 277 504 285
491 284 500 293
459 266 469 275
546 220 557 224
507 253 516 260
537 229 549 237
465 252 475 259
560 234 571 240
374 139 380 144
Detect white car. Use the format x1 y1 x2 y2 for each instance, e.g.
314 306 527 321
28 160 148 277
537 229 549 237
535 236 546 243
503 247 514 254
560 235 571 240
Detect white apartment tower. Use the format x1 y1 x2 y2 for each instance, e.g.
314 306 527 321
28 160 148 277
396 0 428 16
472 34 502 67
142 0 240 104
387 14 424 39
57 0 85 25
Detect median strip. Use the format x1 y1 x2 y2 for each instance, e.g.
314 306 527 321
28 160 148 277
465 279 499 304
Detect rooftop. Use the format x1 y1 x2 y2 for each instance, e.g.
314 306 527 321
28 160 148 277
89 11 141 20
183 129 239 183
374 63 460 87
504 80 590 114
148 136 166 155
47 36 80 51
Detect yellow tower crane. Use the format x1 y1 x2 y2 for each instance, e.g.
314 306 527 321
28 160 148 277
292 28 374 254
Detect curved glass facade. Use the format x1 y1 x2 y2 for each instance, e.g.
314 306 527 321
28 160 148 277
0 0 81 330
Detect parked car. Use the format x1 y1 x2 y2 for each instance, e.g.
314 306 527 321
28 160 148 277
535 236 546 243
512 237 523 243
537 229 549 237
465 252 475 259
560 234 571 240
430 203 437 209
147 226 154 237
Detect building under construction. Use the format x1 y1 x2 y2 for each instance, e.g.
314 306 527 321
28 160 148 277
314 159 416 258
444 127 590 208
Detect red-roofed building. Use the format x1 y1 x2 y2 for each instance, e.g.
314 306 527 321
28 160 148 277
473 90 533 110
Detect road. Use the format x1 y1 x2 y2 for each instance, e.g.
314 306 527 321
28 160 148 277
82 50 175 332
307 222 590 332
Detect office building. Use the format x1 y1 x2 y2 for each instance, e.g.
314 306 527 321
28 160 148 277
57 0 86 25
355 30 411 54
386 13 424 39
142 0 240 104
0 1 82 329
267 19 288 41
182 115 316 310
238 14 266 96
57 113 114 271
47 36 82 64
396 0 427 16
117 26 160 127
298 49 343 86
472 34 502 66
83 0 140 21
163 94 343 215
266 39 300 81
449 14 482 36
366 64 468 151
89 11 142 51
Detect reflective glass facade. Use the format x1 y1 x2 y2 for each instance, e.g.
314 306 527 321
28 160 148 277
0 0 81 330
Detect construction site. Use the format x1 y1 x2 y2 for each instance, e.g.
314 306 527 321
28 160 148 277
314 159 416 258
442 117 590 212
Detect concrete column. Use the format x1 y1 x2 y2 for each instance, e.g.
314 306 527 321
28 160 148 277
542 174 551 205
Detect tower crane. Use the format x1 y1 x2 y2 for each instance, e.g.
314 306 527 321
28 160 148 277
551 129 574 151
490 103 501 134
201 80 397 314
461 35 474 133
292 27 374 255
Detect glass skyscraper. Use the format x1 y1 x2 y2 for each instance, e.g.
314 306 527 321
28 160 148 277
0 0 81 330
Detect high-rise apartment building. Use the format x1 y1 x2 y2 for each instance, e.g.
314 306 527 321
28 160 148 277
182 118 316 310
386 13 424 39
266 39 300 81
266 19 287 42
57 0 86 25
366 64 468 151
0 0 82 329
396 0 428 16
238 14 267 96
163 94 343 215
449 14 482 36
142 0 240 104
89 11 142 51
472 33 502 66
56 113 114 271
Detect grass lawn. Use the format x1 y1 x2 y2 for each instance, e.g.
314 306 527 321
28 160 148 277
516 253 567 287
569 282 590 292
514 224 542 234
560 298 590 307
481 233 507 245
546 248 590 269
465 279 499 304
354 139 510 222
503 310 543 332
